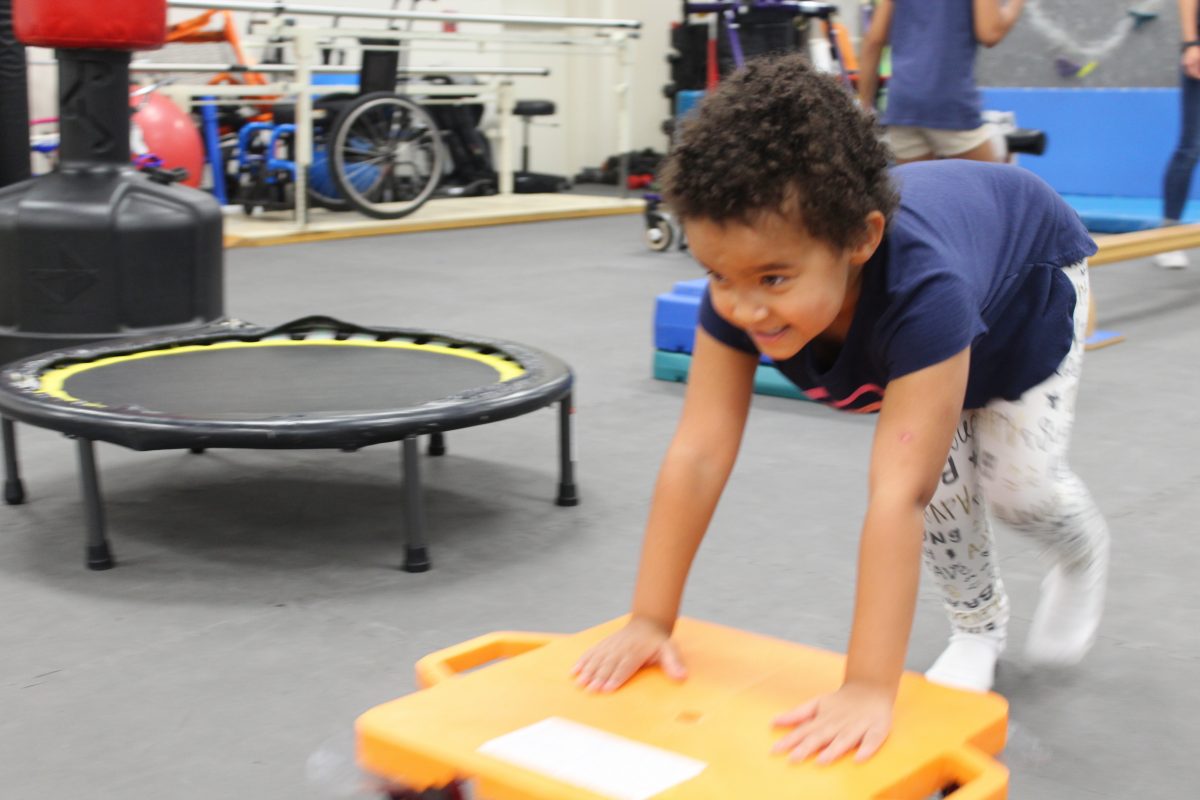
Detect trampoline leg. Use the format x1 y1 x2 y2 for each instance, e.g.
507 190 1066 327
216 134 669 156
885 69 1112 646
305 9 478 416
401 436 431 573
427 431 446 457
556 395 579 507
76 439 114 570
3 417 26 505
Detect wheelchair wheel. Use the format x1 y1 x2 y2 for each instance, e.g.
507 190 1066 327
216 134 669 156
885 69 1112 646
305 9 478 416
308 93 358 211
329 92 443 220
308 146 349 210
645 215 674 252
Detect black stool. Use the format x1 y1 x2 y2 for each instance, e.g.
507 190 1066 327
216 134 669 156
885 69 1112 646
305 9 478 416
513 100 570 194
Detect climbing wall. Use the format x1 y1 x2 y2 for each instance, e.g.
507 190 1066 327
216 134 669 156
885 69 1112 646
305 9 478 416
977 0 1182 87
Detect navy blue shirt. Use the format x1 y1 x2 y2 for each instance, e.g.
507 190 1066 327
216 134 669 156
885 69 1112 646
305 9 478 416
881 0 983 130
699 161 1097 412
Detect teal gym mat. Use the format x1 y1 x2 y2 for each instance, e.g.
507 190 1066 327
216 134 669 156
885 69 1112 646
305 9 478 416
653 351 809 402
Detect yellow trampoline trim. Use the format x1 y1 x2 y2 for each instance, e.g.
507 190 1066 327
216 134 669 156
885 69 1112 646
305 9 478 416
37 339 527 406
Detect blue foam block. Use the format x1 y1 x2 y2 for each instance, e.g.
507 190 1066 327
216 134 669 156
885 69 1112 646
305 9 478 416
654 278 773 364
654 278 708 354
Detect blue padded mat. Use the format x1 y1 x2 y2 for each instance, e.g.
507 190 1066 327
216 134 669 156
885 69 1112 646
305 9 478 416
980 88 1200 233
980 88 1191 200
1060 195 1200 233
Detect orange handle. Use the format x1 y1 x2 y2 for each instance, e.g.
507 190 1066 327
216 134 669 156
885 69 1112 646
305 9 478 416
939 745 1009 800
415 631 560 689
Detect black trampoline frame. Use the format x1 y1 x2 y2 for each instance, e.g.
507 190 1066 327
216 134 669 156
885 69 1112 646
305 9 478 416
0 316 578 573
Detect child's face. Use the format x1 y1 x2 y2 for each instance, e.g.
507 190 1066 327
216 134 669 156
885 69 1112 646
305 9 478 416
686 211 883 360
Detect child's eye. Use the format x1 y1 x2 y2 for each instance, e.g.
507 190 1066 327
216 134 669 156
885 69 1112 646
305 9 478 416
706 270 728 284
761 275 787 288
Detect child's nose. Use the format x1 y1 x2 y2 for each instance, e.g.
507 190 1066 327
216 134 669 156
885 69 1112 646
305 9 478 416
731 295 768 326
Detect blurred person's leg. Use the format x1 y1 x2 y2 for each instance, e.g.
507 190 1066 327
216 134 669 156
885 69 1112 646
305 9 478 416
1157 70 1200 268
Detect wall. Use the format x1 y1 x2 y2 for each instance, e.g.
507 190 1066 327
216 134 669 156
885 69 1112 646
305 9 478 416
23 1 861 181
977 0 1182 88
23 0 667 179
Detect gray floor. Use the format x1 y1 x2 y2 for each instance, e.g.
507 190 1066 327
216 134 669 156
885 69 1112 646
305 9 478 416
2 215 1197 798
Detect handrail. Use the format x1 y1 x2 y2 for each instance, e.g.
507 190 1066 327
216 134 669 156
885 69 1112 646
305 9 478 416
125 62 549 77
167 0 641 30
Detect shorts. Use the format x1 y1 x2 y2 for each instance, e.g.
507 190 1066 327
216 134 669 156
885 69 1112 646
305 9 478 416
884 123 997 160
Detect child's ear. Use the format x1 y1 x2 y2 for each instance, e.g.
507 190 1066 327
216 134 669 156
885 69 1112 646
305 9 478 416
849 211 886 265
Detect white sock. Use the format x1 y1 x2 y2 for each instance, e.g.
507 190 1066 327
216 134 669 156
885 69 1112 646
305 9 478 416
1025 539 1109 666
925 629 1006 692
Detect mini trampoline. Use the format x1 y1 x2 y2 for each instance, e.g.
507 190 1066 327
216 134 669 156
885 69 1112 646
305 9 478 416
0 316 577 573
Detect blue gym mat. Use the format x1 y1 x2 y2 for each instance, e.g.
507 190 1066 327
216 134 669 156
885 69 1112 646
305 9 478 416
980 88 1200 233
1060 195 1200 233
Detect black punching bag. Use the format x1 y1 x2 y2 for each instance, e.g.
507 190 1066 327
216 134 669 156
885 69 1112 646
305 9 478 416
0 6 224 366
0 0 30 188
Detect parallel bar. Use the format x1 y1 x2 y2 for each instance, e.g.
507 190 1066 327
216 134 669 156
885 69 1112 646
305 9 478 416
1091 223 1200 266
687 1 836 15
140 83 499 101
126 61 549 76
168 0 641 29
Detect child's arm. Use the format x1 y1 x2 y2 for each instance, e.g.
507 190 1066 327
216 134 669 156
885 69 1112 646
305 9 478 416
632 328 758 629
773 347 970 764
857 0 893 111
573 328 758 690
974 0 1027 47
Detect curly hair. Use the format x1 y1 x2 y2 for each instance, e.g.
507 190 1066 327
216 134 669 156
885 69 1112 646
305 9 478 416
659 53 897 251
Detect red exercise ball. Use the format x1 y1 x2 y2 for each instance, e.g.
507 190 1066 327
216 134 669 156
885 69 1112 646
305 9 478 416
130 89 204 188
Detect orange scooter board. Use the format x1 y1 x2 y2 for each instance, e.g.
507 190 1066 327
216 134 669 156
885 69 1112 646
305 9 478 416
356 616 1009 799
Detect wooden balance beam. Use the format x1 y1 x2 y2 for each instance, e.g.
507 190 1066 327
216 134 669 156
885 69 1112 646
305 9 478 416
1085 222 1200 349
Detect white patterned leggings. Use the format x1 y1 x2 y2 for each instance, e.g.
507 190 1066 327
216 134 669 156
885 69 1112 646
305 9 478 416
922 261 1110 635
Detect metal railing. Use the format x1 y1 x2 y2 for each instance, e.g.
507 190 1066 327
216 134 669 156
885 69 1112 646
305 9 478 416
145 1 638 224
169 1 641 30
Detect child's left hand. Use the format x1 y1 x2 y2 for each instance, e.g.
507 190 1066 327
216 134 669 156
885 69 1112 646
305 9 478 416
770 682 894 764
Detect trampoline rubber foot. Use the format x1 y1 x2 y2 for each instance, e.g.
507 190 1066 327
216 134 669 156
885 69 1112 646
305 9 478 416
87 544 115 570
189 447 206 455
403 546 431 573
555 484 579 507
4 479 25 505
427 442 446 457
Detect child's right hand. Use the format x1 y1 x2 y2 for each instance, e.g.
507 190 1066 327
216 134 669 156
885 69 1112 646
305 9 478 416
571 616 688 692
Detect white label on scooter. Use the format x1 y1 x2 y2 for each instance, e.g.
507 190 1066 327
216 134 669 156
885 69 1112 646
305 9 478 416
477 716 706 800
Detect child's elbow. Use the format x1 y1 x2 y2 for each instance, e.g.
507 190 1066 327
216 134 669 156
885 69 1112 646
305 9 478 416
870 481 939 515
914 483 939 510
974 24 1005 47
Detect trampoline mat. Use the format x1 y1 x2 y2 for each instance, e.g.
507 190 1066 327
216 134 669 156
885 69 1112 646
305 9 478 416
49 343 514 419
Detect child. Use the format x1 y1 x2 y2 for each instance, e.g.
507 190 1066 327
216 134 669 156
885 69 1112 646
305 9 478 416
572 54 1109 765
858 0 1026 164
